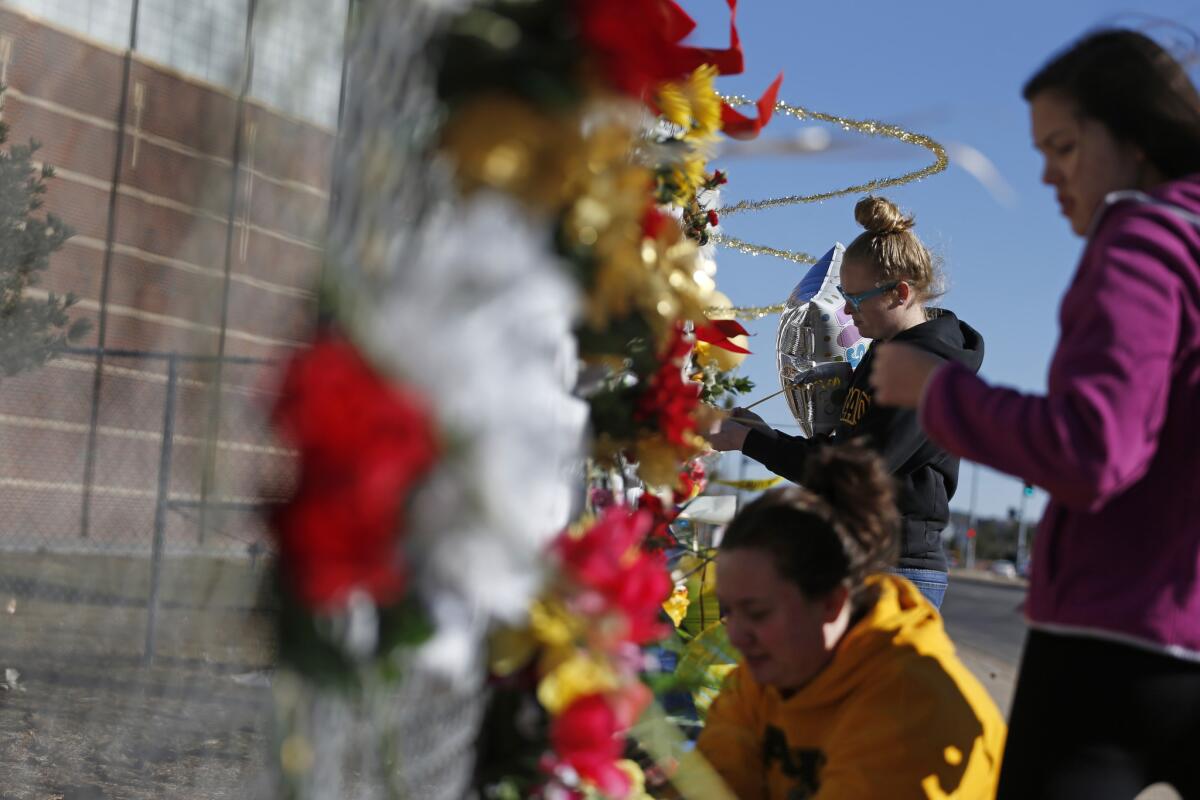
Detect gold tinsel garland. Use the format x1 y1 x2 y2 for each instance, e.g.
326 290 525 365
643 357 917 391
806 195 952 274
707 301 785 322
710 233 821 266
715 96 950 319
716 95 950 218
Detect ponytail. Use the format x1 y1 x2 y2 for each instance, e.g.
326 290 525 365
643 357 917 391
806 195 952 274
720 442 899 609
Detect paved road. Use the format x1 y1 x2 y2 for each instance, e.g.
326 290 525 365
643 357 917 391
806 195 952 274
939 575 1181 800
942 575 1028 668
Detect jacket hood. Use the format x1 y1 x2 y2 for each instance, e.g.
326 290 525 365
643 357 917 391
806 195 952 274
894 308 984 373
770 574 953 711
1090 173 1200 237
1153 173 1200 215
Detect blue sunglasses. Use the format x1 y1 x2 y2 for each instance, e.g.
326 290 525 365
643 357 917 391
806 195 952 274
837 281 899 311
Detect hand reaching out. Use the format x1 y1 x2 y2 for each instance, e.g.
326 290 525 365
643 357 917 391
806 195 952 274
706 407 777 452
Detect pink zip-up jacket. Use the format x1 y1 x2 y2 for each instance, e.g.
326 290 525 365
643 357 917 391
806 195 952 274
921 175 1200 660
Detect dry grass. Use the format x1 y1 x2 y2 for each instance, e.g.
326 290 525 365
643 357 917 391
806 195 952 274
0 552 277 800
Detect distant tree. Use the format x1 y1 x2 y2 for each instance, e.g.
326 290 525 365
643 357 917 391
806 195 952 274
0 95 89 376
974 517 1019 562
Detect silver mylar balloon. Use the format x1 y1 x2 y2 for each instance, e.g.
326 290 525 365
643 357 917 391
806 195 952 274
776 243 871 437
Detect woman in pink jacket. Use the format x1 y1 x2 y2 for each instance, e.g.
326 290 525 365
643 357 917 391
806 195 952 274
870 30 1200 799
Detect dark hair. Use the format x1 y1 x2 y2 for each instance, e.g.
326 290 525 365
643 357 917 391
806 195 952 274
1023 29 1200 179
719 443 899 611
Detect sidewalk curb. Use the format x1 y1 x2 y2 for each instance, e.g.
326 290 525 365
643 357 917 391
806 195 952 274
949 568 1028 589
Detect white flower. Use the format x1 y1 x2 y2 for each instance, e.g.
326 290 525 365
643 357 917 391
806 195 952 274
356 193 586 680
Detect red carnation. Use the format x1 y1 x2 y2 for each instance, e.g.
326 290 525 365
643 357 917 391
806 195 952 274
549 694 630 798
633 326 701 448
271 333 439 610
554 508 672 643
637 492 679 550
640 206 671 240
555 507 649 597
613 549 673 643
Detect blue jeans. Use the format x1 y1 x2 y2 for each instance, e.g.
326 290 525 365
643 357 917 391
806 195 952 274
891 567 948 609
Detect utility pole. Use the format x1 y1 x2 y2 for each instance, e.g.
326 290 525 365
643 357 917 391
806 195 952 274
733 454 747 512
965 462 979 570
1015 482 1034 572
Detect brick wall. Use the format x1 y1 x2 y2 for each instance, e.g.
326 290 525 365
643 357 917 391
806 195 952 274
0 7 329 552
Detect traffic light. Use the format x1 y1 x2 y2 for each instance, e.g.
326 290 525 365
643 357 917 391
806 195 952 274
966 528 976 539
1023 482 1034 497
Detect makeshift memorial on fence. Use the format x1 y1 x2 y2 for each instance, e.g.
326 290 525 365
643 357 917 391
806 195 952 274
263 0 951 796
266 0 769 797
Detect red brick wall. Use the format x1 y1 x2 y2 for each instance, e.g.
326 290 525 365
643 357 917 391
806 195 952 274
0 7 326 552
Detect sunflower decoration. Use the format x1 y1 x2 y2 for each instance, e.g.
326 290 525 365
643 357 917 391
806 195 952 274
654 64 724 207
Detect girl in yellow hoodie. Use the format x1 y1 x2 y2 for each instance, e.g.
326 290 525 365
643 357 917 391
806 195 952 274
696 444 1005 799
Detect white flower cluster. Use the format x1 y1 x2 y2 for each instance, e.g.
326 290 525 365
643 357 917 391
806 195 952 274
360 195 586 679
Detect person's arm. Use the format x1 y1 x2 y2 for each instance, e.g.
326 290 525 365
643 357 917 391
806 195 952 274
695 667 766 800
920 212 1184 511
740 426 827 484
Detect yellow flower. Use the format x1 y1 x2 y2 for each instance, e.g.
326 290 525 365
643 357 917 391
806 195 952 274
489 625 539 677
678 552 722 636
656 65 723 141
537 652 619 715
634 433 687 489
659 147 711 207
615 759 654 800
530 597 579 648
654 66 721 207
663 585 690 627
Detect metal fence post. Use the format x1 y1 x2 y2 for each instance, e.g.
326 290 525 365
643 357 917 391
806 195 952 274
199 0 259 545
80 0 143 539
144 354 178 666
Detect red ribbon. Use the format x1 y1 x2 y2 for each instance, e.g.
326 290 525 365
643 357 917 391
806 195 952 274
696 318 751 354
721 72 784 140
665 0 781 140
577 0 782 140
667 0 744 77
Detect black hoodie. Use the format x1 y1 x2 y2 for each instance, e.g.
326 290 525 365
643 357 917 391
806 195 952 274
741 309 985 572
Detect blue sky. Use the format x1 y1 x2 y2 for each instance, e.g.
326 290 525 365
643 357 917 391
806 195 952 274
680 1 1200 521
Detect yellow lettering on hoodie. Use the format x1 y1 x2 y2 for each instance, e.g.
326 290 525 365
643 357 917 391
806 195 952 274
840 387 870 428
697 574 1006 800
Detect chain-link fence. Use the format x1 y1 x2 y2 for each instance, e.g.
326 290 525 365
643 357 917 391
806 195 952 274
0 342 287 650
0 3 352 796
0 347 284 556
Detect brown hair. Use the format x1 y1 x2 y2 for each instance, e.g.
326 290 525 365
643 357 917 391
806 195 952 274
843 196 940 302
1023 29 1200 179
719 443 899 611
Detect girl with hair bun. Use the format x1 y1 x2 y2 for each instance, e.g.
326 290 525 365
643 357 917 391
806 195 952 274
697 443 1005 799
710 195 985 609
871 28 1200 798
